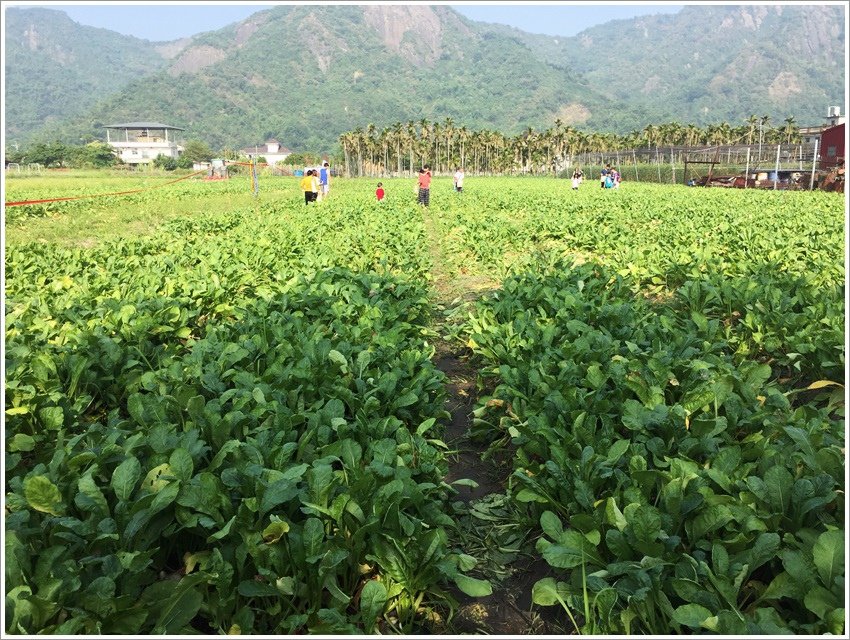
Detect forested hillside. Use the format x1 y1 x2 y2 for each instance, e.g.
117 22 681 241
4 4 845 151
7 5 624 150
4 8 170 143
497 4 845 127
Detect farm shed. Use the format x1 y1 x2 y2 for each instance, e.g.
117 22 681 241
103 122 185 164
820 123 845 169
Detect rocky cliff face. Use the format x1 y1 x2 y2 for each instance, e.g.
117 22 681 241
795 5 844 57
17 21 74 65
362 5 443 66
168 46 227 75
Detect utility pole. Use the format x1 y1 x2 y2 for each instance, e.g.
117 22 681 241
809 139 819 190
773 145 781 190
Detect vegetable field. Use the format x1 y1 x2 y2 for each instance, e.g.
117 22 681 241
4 174 846 635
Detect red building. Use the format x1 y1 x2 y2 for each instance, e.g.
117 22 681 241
820 123 845 168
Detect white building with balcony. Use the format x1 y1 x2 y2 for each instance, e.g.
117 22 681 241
103 122 184 164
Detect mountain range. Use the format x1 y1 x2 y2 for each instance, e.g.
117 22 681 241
4 4 846 152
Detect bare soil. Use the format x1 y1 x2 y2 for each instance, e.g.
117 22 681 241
423 211 567 635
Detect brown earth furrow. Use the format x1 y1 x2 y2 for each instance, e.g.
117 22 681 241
421 208 564 635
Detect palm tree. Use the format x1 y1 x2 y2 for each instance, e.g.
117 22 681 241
706 123 726 146
719 121 733 145
339 132 352 177
781 116 798 144
758 115 770 160
443 117 455 171
457 126 469 171
379 127 391 175
431 122 442 173
365 123 377 176
418 118 431 165
642 124 659 148
684 124 702 147
407 121 417 175
470 130 482 174
656 122 672 146
392 121 403 174
351 128 365 177
745 114 759 145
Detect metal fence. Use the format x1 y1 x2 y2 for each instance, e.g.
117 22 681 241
568 141 822 187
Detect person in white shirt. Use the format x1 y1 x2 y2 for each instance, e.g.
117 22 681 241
571 167 583 190
453 167 465 193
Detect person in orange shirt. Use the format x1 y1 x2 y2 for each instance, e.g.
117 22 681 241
417 165 431 206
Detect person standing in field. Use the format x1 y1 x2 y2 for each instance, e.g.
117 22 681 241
453 167 464 193
611 167 621 189
600 164 610 189
571 167 583 190
319 161 330 201
300 169 318 205
376 182 385 201
311 169 321 201
418 165 432 206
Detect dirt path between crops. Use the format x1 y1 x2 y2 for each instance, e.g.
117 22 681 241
421 209 562 635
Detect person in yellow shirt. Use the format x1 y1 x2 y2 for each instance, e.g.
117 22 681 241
300 169 318 205
311 170 320 202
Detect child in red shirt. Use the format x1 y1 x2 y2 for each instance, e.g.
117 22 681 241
376 182 385 201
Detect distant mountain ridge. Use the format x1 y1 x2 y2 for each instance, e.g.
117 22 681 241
3 4 845 151
502 4 845 127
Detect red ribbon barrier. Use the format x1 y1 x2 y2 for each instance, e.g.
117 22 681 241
4 169 208 207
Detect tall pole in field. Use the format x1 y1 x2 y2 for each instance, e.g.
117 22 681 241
744 147 750 189
251 156 259 198
655 146 661 182
633 149 639 182
773 144 781 190
670 146 676 184
809 139 819 190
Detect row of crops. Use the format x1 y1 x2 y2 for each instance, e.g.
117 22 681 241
4 176 846 634
436 183 846 633
5 195 492 634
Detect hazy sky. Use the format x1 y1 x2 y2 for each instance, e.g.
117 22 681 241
13 2 684 42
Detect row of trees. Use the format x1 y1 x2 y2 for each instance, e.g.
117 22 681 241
5 141 118 169
5 140 217 170
7 116 804 176
338 115 804 177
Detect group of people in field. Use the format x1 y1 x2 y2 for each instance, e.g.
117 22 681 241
299 161 331 204
412 165 464 206
570 163 621 190
302 160 623 205
600 163 621 189
301 162 465 205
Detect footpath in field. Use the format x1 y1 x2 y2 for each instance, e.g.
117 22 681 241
422 209 560 635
